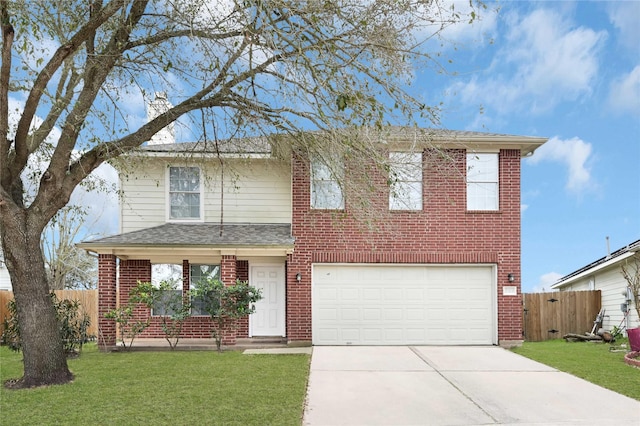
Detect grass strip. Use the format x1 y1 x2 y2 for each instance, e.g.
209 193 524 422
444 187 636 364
511 338 640 401
1 344 310 425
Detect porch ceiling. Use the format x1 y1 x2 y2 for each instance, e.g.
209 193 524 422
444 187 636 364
77 223 295 262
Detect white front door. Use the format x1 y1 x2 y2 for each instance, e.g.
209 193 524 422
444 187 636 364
250 264 286 337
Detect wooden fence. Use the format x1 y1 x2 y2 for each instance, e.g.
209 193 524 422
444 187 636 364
0 290 98 338
522 290 601 342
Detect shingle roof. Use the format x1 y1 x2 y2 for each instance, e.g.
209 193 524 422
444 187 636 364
143 137 272 154
139 127 547 155
554 239 640 286
79 223 294 248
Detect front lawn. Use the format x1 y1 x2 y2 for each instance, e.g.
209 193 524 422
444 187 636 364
0 344 310 425
511 339 640 401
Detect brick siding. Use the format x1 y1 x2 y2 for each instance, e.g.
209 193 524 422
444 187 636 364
288 149 523 343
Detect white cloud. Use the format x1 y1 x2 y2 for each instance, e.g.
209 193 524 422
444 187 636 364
530 272 563 293
608 65 640 115
607 1 640 52
521 204 528 213
505 9 604 101
447 7 606 116
527 136 595 193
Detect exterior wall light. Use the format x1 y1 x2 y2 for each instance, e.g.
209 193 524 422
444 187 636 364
508 273 515 283
296 272 302 283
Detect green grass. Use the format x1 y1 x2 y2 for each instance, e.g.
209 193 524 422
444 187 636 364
0 344 310 425
511 339 640 401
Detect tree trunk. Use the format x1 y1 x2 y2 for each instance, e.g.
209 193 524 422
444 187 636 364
1 211 73 388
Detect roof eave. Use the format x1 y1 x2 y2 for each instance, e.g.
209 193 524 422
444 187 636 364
384 133 548 156
438 138 547 157
551 251 636 289
126 151 273 159
79 243 295 262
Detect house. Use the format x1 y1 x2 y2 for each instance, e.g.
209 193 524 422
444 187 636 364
551 239 640 334
0 248 11 291
79 125 547 349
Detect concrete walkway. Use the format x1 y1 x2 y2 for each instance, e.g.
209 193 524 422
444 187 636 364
303 346 640 426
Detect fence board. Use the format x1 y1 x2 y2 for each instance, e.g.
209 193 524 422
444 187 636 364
0 290 98 338
523 290 601 342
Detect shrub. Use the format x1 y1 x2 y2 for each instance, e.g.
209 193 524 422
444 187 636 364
1 293 92 356
104 281 155 350
190 278 262 351
105 280 192 350
149 280 192 349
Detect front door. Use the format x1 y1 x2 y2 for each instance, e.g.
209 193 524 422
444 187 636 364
250 264 285 337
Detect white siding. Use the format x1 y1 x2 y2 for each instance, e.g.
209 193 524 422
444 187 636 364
0 265 11 291
557 278 590 292
121 158 291 233
594 266 640 331
120 162 167 233
557 265 640 332
204 161 291 224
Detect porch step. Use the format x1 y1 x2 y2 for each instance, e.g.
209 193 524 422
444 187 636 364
236 336 288 345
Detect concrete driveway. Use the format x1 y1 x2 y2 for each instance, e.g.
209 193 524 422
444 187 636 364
303 346 640 425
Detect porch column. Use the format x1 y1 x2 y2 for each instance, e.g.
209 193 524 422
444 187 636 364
220 254 237 345
221 254 237 285
98 254 117 350
182 259 190 297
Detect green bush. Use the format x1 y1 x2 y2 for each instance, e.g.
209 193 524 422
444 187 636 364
1 293 92 355
105 280 192 350
190 278 262 351
104 281 155 350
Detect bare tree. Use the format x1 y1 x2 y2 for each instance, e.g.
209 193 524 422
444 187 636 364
621 253 640 326
42 206 98 290
0 0 483 387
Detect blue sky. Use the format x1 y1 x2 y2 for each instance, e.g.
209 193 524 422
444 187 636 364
422 1 640 292
48 1 639 294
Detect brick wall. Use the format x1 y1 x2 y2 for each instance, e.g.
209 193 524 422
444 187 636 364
119 258 248 343
289 149 523 343
98 254 117 349
236 260 250 337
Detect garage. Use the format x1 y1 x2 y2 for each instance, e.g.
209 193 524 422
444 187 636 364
312 264 496 345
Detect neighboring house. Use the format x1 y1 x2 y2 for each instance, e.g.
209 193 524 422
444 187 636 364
79 125 547 349
0 248 11 291
552 239 640 333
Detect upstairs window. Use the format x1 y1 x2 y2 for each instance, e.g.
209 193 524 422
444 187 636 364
169 166 201 220
467 152 499 211
311 159 344 209
389 152 423 211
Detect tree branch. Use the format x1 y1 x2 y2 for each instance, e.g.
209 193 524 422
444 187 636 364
0 0 14 186
10 0 125 182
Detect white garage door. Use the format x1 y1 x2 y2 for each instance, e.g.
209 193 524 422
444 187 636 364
312 264 496 345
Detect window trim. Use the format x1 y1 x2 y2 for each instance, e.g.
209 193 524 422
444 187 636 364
310 158 344 210
466 151 499 212
166 165 204 222
388 151 423 211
